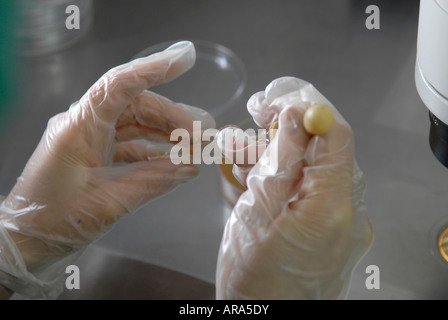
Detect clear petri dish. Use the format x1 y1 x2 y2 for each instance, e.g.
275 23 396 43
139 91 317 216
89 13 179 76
16 0 93 56
132 39 247 121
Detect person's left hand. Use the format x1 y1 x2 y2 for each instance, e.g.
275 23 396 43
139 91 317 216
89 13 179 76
0 41 215 298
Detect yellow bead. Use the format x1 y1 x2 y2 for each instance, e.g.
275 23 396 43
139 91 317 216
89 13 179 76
303 103 334 135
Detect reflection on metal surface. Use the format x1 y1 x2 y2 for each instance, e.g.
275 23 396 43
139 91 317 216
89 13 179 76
55 246 216 300
438 227 448 262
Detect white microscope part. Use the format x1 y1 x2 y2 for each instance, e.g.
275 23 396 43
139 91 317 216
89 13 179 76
415 0 448 124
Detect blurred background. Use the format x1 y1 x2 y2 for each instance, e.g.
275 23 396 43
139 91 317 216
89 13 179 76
1 0 448 299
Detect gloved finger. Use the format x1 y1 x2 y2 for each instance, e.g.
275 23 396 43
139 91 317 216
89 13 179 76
303 113 354 168
215 126 268 188
216 126 266 164
246 91 276 129
244 106 310 218
286 93 356 215
232 164 251 188
113 141 170 163
248 77 326 130
290 120 356 217
99 160 199 218
215 125 268 188
115 91 215 143
289 147 372 250
80 41 195 125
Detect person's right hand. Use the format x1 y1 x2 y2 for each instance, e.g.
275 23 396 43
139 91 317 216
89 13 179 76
216 77 373 299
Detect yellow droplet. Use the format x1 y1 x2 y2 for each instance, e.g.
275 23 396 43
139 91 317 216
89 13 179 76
303 103 335 135
269 121 279 140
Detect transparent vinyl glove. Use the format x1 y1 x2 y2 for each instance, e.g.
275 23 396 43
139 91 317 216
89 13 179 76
0 41 215 299
216 77 373 300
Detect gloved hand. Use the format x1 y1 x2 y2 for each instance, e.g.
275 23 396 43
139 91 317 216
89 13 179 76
216 77 373 299
0 41 215 299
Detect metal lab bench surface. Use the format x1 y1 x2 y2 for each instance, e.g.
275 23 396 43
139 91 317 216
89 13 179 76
2 0 448 300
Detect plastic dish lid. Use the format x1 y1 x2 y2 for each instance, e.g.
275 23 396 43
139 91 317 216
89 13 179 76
133 39 247 122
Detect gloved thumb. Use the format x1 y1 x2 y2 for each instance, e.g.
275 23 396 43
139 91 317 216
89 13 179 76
244 106 310 220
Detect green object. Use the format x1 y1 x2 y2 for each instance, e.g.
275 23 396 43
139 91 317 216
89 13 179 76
0 1 19 126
